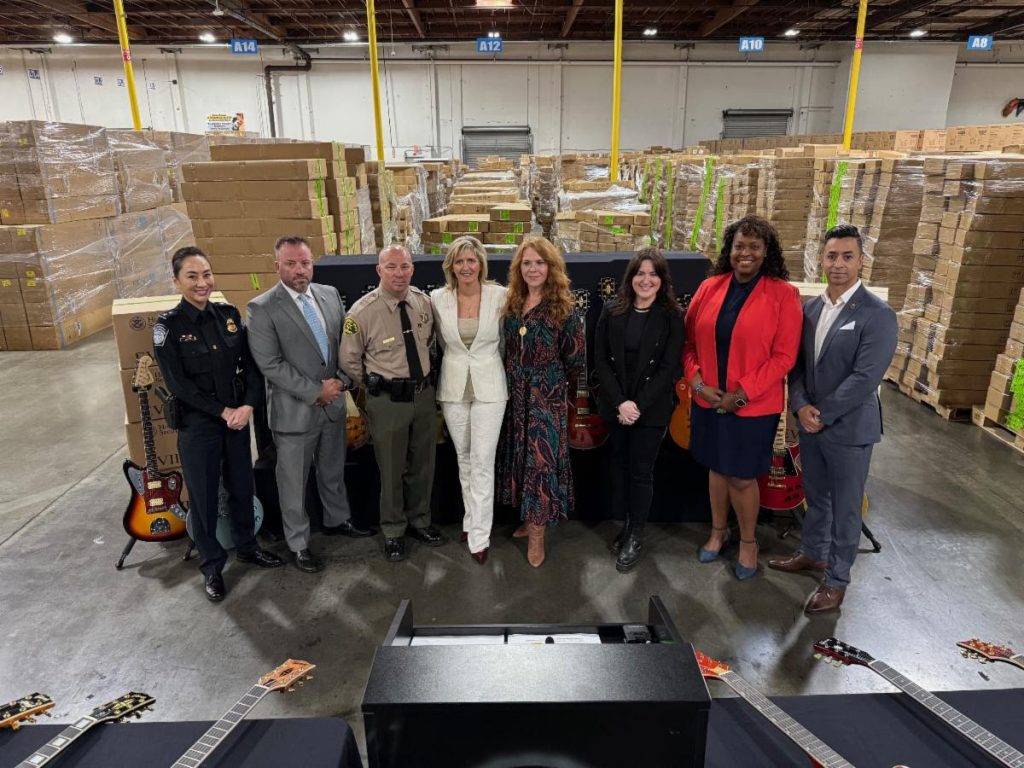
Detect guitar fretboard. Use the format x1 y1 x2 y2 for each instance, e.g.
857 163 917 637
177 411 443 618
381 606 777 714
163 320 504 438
1009 654 1024 671
139 389 159 477
15 716 97 767
171 684 270 768
719 671 855 768
869 660 1024 767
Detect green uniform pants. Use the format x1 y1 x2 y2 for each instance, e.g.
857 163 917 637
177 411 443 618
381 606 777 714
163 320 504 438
365 385 437 539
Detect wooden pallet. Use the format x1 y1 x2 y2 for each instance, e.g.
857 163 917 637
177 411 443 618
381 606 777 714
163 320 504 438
890 380 974 422
971 407 1024 457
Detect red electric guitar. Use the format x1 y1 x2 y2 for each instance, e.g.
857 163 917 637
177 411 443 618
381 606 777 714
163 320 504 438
958 639 1024 671
121 354 188 544
669 377 692 449
758 385 804 511
568 288 608 450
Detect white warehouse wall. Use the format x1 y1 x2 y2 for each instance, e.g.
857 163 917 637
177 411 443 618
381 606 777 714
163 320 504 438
0 40 1013 157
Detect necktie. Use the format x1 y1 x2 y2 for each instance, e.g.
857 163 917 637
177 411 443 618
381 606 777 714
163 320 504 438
398 300 425 380
299 293 330 362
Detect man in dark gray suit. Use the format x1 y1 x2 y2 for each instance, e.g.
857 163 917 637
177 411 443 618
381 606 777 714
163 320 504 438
769 224 897 614
247 236 374 573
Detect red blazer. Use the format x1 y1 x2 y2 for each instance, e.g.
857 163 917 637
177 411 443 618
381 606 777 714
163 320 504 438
683 273 802 417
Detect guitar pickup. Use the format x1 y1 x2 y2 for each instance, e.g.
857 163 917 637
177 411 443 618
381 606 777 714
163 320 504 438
146 481 163 490
148 498 165 508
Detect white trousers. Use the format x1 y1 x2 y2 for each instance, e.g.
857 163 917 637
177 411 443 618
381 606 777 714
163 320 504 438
441 398 506 553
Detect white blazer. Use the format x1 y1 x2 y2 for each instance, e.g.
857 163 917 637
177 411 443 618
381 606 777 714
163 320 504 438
430 283 508 403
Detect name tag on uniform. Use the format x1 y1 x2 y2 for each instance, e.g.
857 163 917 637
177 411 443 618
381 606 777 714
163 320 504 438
382 336 396 345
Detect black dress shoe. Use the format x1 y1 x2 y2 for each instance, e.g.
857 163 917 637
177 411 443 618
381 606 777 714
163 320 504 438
616 535 643 573
407 524 446 547
294 549 324 573
609 525 629 554
236 548 285 568
384 537 406 562
205 574 226 602
322 519 376 538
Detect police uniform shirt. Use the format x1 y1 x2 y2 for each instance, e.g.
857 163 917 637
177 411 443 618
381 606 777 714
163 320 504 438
152 299 263 419
340 286 433 388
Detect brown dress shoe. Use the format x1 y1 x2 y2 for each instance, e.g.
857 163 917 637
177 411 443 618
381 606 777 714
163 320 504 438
767 553 827 573
527 523 546 568
805 584 846 614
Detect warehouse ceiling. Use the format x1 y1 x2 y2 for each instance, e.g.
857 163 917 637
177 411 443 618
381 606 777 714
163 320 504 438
2 0 1023 46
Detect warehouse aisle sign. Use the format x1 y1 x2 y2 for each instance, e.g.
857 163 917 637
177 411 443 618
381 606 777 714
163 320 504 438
476 37 504 54
967 35 993 51
739 37 765 53
231 39 260 55
206 112 246 134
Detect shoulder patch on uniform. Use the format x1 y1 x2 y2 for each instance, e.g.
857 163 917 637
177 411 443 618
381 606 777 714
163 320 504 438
153 323 168 347
343 316 360 336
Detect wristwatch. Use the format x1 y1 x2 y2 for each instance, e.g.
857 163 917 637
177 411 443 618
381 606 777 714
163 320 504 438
694 382 705 396
734 395 748 408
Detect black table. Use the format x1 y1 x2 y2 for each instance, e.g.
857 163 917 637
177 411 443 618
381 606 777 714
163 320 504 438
0 717 361 768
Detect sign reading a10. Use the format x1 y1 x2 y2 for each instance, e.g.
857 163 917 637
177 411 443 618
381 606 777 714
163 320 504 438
739 37 765 53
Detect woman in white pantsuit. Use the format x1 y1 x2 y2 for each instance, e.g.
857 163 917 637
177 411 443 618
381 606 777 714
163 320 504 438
431 236 508 564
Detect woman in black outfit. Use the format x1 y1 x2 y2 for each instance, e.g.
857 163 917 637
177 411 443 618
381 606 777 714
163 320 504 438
594 248 685 571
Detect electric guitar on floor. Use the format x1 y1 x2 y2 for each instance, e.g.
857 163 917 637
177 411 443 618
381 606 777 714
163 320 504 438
669 377 692 449
567 288 608 450
13 692 154 768
814 638 1024 767
758 385 804 511
1 693 54 731
170 660 315 768
958 639 1024 671
695 651 856 768
122 354 189 543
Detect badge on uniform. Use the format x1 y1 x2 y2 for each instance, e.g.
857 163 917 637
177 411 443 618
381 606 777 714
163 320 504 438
179 333 197 343
344 316 360 336
225 318 238 333
153 323 168 347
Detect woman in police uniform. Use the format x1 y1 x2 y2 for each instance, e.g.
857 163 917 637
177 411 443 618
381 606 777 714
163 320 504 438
153 247 283 603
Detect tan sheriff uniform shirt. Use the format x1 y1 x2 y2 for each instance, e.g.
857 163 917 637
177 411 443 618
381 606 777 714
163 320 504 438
340 285 433 388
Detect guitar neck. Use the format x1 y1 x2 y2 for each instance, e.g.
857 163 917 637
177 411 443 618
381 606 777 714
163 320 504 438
868 660 1024 767
171 684 271 768
15 716 98 767
138 389 159 477
1008 654 1024 671
719 671 854 768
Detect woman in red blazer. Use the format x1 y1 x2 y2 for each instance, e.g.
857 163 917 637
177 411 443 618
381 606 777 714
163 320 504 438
683 215 802 580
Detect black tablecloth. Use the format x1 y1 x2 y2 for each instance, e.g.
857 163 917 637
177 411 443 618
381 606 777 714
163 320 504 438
707 687 1024 767
0 717 361 768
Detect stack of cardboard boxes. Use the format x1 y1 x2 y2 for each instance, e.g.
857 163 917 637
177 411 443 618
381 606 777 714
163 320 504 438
107 129 211 204
700 155 760 259
388 164 429 253
802 155 842 281
421 203 534 255
758 151 817 277
975 287 1024 449
554 209 650 253
477 156 514 172
528 155 560 232
365 161 396 249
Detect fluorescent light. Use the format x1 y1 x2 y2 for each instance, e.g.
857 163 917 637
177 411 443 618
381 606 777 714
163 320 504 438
643 28 657 37
488 30 502 38
343 30 359 42
475 0 513 7
199 32 216 43
783 28 800 38
909 29 927 38
53 33 73 44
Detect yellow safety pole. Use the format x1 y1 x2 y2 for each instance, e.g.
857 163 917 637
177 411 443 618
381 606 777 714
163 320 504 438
112 0 142 130
841 0 869 151
609 0 623 182
365 0 386 163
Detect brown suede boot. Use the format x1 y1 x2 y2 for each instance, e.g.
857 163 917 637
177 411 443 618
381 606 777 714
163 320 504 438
527 523 546 568
513 522 530 538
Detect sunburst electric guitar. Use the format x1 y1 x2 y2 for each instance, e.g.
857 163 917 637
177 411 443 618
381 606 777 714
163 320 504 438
1 693 54 731
170 660 315 768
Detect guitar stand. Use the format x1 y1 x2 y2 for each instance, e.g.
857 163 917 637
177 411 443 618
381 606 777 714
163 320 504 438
115 536 197 569
778 506 882 553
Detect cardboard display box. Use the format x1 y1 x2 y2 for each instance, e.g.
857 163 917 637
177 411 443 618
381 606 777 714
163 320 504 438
112 292 227 369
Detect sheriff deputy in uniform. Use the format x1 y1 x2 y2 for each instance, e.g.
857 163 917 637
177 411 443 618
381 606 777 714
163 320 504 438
340 244 446 562
154 247 284 603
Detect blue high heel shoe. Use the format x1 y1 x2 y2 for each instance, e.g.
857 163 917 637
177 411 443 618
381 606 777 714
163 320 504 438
734 539 759 580
698 527 731 563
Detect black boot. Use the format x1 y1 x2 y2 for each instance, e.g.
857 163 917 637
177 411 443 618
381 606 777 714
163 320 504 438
609 520 631 554
616 532 643 572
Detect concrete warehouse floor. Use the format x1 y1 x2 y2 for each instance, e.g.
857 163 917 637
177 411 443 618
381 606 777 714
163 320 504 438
2 328 1023 761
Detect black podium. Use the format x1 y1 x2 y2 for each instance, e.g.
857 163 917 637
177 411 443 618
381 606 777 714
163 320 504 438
361 596 710 768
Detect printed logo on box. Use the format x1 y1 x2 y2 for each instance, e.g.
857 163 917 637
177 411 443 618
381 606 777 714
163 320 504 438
739 37 765 53
476 38 503 54
94 76 104 86
28 68 41 80
231 39 260 55
967 35 993 51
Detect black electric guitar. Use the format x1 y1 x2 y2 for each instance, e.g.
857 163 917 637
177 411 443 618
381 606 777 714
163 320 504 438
958 639 1024 671
170 660 315 768
121 354 188 543
1 693 54 731
13 692 154 767
568 288 608 450
815 638 1024 767
695 651 855 768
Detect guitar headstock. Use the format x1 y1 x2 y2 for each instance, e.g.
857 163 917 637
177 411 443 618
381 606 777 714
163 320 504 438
571 288 591 316
0 693 54 731
694 651 730 680
813 638 875 668
131 354 156 392
958 638 1016 664
598 277 617 304
676 292 693 313
90 692 155 723
260 659 316 693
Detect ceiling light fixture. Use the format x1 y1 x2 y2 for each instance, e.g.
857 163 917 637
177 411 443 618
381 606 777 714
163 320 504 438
343 30 359 42
909 29 927 38
53 32 73 44
199 32 216 43
643 28 657 37
211 0 225 17
783 28 800 37
488 30 502 39
475 0 514 7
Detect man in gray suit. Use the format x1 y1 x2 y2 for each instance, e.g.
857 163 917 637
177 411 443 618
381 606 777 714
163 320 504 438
769 224 897 614
247 236 374 573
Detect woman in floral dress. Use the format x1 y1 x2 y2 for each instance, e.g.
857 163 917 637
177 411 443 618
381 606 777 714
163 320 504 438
498 236 585 568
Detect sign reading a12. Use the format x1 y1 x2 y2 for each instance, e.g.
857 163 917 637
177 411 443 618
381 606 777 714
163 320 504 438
231 39 259 54
739 37 765 53
967 35 993 51
476 38 503 54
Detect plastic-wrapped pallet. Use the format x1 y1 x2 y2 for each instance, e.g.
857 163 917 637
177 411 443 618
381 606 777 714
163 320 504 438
976 287 1024 446
528 155 560 232
699 155 760 260
554 209 651 254
107 130 174 213
757 150 817 277
390 164 430 254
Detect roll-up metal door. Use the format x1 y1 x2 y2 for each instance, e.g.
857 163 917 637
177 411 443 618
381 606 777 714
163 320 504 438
721 109 793 139
461 126 533 167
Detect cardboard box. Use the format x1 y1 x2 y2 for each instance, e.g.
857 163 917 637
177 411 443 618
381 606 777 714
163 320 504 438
212 272 278 292
125 416 181 470
112 292 227 369
489 203 533 223
207 254 277 274
208 141 364 173
120 365 168 424
187 199 330 220
27 303 113 349
180 180 328 202
191 217 333 239
195 233 336 258
3 325 31 350
182 159 333 183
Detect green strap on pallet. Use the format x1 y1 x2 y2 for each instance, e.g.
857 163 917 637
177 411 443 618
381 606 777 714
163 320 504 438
821 160 849 283
689 156 716 251
714 176 727 254
1007 358 1024 432
663 160 676 248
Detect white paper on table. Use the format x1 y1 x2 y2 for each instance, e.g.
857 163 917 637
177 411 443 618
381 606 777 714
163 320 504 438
410 634 506 646
507 633 603 645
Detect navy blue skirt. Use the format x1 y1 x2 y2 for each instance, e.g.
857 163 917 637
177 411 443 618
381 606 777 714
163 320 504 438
689 404 780 479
